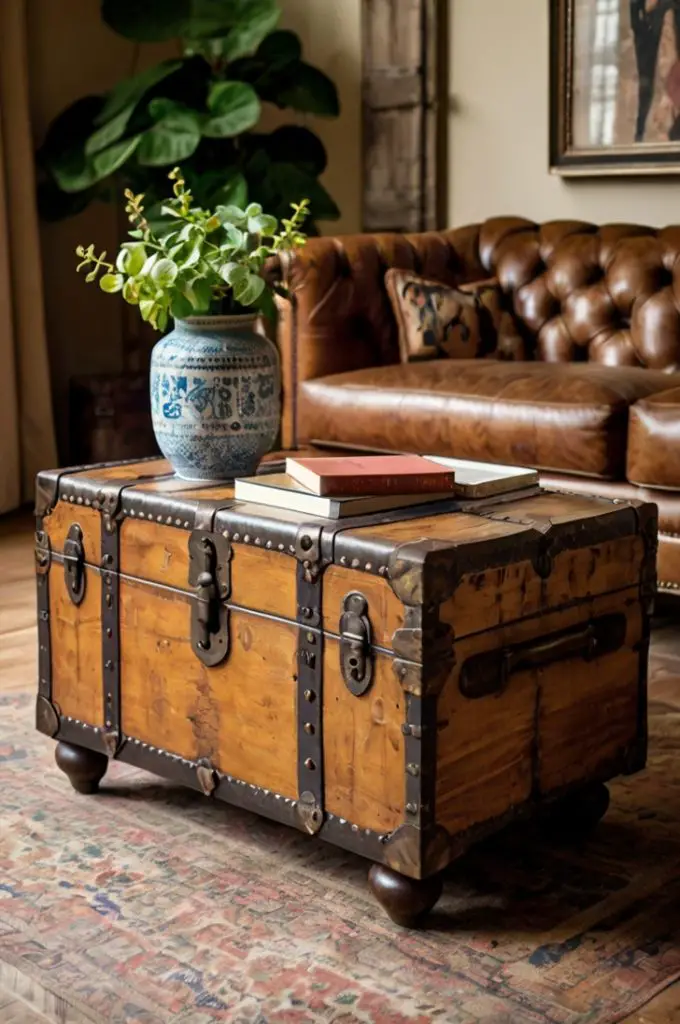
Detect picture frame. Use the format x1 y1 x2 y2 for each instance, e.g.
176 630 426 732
550 0 680 176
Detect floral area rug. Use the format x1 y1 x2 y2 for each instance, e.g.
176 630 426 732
3 690 680 1024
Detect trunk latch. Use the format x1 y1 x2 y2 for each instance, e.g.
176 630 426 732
339 591 373 696
64 523 86 605
189 531 231 667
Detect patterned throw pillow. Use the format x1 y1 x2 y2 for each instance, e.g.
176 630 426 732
385 269 526 364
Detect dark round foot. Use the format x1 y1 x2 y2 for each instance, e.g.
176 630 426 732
368 863 443 927
55 741 108 794
539 782 610 843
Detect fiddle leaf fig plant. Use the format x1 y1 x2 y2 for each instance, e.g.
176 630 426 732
37 0 339 231
75 167 309 332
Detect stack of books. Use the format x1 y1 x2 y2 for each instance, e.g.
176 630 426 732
234 455 538 518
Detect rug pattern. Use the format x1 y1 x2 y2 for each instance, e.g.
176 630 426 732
3 691 680 1023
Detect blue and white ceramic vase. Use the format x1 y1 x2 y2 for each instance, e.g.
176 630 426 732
150 314 280 481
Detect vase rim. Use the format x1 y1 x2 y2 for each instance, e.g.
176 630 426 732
176 313 259 330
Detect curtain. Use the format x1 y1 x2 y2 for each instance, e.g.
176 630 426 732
0 1 56 514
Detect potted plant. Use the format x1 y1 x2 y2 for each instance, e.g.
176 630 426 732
76 167 309 481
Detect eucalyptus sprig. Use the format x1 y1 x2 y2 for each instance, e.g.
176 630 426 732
76 166 309 332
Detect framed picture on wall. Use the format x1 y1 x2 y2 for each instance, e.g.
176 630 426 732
551 0 680 174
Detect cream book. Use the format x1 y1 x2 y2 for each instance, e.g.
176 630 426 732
233 473 452 518
423 457 538 498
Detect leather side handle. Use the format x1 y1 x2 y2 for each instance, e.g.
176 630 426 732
459 613 628 699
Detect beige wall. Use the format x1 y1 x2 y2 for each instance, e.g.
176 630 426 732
27 0 361 457
449 0 680 228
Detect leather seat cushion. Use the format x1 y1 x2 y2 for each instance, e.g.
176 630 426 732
299 360 680 478
627 387 680 490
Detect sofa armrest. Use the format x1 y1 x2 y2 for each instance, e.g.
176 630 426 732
627 387 680 489
270 226 487 447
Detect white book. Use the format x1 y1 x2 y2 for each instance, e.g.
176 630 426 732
234 473 452 518
423 457 538 498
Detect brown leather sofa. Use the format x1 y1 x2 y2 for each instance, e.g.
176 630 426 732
273 217 680 594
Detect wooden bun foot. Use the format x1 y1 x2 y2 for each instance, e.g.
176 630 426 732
539 782 610 842
368 863 443 927
55 741 108 794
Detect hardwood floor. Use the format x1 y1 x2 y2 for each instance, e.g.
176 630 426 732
1 510 679 1024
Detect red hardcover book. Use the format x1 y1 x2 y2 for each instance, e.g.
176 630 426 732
284 455 456 497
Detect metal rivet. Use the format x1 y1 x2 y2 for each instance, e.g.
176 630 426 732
351 558 360 568
405 802 418 814
277 543 284 551
244 534 250 543
289 545 295 554
233 532 240 541
105 593 113 607
167 517 173 524
303 689 316 702
130 509 136 516
105 719 112 728
157 515 163 523
175 519 182 526
339 556 347 566
300 535 313 551
406 763 420 777
105 659 114 671
304 757 316 770
183 521 190 529
77 496 83 504
303 722 315 735
365 562 373 571
378 566 388 576
102 554 113 567
306 632 315 644
106 627 113 638
223 531 230 540
265 540 272 549
254 537 261 546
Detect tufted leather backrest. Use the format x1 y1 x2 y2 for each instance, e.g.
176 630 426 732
273 217 680 446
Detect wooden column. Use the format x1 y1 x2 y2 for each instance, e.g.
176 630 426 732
362 0 447 233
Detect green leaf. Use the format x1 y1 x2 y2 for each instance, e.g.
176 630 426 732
248 213 277 235
91 134 142 180
171 293 194 319
219 262 248 285
50 150 99 193
234 273 265 306
184 276 213 311
245 202 262 217
100 273 124 293
256 29 301 67
96 59 184 123
102 0 190 42
216 204 247 226
139 298 156 321
140 252 160 277
157 307 169 332
116 242 147 276
123 279 141 305
151 258 179 286
273 62 340 117
265 162 339 220
261 125 327 174
85 103 137 156
137 110 201 166
203 81 260 137
216 0 280 61
223 224 246 248
211 173 248 209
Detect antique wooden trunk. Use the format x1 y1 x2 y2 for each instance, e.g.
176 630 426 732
34 457 657 926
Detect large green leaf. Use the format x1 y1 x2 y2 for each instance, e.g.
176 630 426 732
85 103 136 156
138 112 202 166
259 126 327 174
50 149 100 193
96 59 184 123
183 0 278 43
101 0 191 42
137 101 203 166
275 62 340 117
203 81 260 137
209 172 248 208
92 135 143 180
262 161 340 221
256 29 301 67
216 2 280 61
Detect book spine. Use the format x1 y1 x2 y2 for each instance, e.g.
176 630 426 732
319 473 455 497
